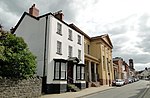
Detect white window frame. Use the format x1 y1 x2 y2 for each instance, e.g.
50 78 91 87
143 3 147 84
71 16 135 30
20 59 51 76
54 60 67 80
57 41 62 55
68 45 73 57
57 22 62 35
68 29 73 41
77 35 81 45
78 49 81 60
76 65 85 80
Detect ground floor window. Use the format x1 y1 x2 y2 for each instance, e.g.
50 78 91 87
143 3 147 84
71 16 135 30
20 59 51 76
76 65 85 80
54 59 67 80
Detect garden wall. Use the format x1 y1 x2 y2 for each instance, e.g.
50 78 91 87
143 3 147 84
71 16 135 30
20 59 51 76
0 77 42 98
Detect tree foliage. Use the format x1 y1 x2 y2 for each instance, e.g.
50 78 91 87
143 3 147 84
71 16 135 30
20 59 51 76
0 31 36 79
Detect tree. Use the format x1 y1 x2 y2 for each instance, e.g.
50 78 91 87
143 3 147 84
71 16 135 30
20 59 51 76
0 31 36 79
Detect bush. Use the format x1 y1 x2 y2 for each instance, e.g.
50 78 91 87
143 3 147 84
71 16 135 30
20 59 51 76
0 31 36 79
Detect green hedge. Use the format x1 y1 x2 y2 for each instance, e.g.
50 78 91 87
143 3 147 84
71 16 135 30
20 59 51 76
0 31 36 79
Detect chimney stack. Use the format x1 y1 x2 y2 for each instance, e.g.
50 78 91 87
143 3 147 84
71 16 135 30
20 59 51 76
29 4 39 17
54 10 64 20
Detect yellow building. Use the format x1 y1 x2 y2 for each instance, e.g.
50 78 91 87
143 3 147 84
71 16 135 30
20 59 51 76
68 24 114 86
84 34 114 86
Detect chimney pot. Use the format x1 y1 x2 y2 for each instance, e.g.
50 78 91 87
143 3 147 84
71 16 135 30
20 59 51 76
29 4 39 17
54 10 64 20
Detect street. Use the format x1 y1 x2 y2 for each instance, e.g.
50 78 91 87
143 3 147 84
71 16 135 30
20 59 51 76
82 80 150 98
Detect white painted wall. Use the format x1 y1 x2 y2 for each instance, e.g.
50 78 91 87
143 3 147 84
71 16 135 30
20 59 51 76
15 13 85 84
46 15 84 84
15 15 46 77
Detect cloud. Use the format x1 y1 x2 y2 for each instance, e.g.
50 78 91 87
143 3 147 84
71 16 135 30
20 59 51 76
135 14 150 53
1 0 150 71
135 63 150 71
0 0 80 29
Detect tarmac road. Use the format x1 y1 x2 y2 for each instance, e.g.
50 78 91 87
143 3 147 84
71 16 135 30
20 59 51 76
83 80 150 98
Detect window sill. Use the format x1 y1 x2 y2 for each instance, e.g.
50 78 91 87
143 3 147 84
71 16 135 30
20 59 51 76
76 79 85 81
53 79 67 81
68 38 73 41
56 52 62 55
77 42 81 45
56 32 62 36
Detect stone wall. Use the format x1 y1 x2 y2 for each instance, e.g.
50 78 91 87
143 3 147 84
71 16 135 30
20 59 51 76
0 77 42 98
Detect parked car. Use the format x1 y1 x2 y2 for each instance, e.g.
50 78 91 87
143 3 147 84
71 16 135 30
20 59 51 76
134 78 138 82
145 78 149 80
128 78 133 83
124 79 129 85
115 79 124 86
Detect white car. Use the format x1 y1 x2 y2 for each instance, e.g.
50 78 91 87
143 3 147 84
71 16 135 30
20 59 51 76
115 79 124 86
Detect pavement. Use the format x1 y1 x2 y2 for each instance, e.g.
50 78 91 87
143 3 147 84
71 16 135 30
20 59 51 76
40 85 114 98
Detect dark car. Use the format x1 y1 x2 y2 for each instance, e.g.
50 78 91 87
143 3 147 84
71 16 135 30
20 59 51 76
112 80 116 86
124 79 129 85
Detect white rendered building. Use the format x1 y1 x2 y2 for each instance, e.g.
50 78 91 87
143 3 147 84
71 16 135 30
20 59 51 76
13 4 85 94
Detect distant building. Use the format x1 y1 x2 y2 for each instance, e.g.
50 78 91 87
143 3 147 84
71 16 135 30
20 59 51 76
128 59 135 78
113 63 118 79
113 57 123 79
122 61 129 79
140 68 150 79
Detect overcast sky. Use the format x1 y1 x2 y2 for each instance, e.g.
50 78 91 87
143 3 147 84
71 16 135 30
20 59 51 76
0 0 150 71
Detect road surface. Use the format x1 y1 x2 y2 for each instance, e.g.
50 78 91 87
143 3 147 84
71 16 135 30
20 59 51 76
83 80 150 98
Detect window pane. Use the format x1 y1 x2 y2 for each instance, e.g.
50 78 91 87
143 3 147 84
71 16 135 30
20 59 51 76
78 49 81 60
57 22 62 34
78 35 81 44
61 62 66 79
57 41 62 54
77 66 80 79
55 62 60 79
68 29 72 40
68 46 72 57
81 67 84 79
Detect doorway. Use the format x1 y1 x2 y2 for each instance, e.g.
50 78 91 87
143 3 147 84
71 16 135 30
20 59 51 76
67 62 74 84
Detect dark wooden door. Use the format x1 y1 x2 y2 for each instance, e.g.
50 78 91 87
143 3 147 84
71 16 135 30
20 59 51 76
67 62 73 83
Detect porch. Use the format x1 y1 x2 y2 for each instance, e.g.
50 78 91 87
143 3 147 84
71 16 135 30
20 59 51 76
84 59 100 87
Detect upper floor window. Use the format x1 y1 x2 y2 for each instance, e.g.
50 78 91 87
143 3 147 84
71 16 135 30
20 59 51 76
107 58 109 71
68 29 73 41
57 41 62 55
57 22 62 35
77 35 81 45
88 45 90 54
103 56 105 70
68 45 73 57
78 49 81 60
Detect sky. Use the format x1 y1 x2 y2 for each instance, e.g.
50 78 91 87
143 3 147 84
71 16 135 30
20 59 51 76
0 0 150 71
